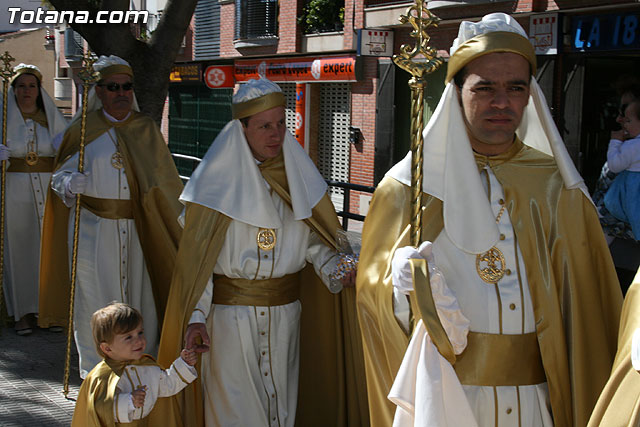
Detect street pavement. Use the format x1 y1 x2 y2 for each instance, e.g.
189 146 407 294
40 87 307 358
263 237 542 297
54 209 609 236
0 326 81 426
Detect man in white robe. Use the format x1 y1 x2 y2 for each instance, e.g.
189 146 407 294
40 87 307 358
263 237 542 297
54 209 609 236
39 56 183 378
155 78 365 427
356 13 623 427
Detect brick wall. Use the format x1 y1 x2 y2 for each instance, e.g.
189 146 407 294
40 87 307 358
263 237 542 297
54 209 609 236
219 0 300 57
349 56 378 216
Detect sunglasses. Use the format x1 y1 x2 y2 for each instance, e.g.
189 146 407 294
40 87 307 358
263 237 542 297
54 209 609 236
98 82 134 92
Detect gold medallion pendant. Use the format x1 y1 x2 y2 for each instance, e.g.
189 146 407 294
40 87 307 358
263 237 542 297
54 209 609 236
25 151 39 166
257 228 276 251
111 151 124 169
476 246 506 284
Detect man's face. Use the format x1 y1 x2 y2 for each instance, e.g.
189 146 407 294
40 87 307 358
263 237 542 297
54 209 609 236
242 106 286 162
457 52 531 156
95 73 134 120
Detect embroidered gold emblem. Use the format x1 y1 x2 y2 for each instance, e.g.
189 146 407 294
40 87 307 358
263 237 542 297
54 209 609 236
476 247 506 284
25 151 39 166
257 228 276 251
111 151 124 169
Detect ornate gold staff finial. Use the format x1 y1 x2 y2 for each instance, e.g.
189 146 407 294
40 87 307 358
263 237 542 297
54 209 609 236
63 51 100 398
0 51 15 333
392 1 443 247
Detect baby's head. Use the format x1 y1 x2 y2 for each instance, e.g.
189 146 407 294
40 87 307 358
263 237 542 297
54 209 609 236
91 302 146 362
623 101 640 139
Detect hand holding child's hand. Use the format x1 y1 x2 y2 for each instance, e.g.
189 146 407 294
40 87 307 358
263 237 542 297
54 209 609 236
181 348 198 366
131 386 146 408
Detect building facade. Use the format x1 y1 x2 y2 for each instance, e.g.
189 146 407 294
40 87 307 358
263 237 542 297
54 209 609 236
171 0 640 220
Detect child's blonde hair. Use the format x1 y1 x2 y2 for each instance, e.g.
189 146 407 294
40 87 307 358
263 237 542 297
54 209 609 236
91 302 143 358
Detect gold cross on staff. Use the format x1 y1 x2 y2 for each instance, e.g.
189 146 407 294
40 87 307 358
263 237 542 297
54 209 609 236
393 2 443 79
0 52 16 81
77 51 101 84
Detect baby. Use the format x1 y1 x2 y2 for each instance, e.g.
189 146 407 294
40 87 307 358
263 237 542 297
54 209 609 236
71 302 197 425
605 100 640 240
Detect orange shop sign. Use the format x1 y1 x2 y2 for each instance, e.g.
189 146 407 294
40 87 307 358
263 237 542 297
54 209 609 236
235 56 360 83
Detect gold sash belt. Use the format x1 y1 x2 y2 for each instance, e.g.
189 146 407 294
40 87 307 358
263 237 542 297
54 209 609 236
7 157 54 173
213 272 301 306
454 331 546 386
79 195 134 220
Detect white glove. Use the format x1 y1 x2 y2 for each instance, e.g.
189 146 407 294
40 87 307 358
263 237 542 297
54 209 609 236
0 144 10 161
392 241 470 354
392 241 434 295
66 171 89 195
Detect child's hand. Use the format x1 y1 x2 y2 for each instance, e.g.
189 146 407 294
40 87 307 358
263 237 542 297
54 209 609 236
131 386 147 408
181 348 198 366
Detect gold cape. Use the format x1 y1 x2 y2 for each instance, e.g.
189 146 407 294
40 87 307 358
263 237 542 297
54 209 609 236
71 355 182 426
154 152 368 427
356 140 623 427
588 274 640 426
38 110 184 329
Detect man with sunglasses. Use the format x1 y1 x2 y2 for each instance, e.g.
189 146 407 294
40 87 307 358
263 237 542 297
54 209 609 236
39 55 184 380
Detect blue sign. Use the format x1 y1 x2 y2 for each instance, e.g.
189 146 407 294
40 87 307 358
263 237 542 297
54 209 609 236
572 13 640 52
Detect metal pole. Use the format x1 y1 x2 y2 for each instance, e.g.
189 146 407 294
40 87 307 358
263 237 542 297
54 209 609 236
63 52 100 397
0 52 14 331
392 1 443 246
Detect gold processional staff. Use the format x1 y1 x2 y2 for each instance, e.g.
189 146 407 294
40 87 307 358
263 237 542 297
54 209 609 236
0 51 15 331
63 52 100 397
392 3 460 364
392 0 443 247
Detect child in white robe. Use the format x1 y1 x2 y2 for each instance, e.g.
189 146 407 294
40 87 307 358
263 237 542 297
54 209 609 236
71 303 197 425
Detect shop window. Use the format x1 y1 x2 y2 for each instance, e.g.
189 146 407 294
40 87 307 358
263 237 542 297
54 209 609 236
234 0 278 42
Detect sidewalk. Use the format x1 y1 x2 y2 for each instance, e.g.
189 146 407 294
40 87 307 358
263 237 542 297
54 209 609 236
0 326 81 427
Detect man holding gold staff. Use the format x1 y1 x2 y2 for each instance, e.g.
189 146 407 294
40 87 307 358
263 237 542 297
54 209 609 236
38 55 183 379
356 13 622 427
156 78 366 427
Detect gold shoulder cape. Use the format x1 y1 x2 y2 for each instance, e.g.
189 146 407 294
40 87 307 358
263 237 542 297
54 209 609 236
154 151 368 427
38 110 184 329
356 141 623 427
72 355 182 426
588 275 640 426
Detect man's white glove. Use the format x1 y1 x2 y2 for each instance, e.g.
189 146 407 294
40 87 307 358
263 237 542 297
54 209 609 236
392 240 470 355
392 241 434 295
0 144 10 161
66 171 89 196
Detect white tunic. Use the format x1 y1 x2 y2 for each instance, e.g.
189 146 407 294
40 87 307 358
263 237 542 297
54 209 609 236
113 356 197 423
51 120 158 379
392 167 553 427
189 187 339 427
4 118 56 320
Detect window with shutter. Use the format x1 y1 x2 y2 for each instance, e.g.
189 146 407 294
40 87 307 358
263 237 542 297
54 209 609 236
195 0 221 59
235 0 278 41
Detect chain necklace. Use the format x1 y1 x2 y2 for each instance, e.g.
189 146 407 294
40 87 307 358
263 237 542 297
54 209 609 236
475 201 507 284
